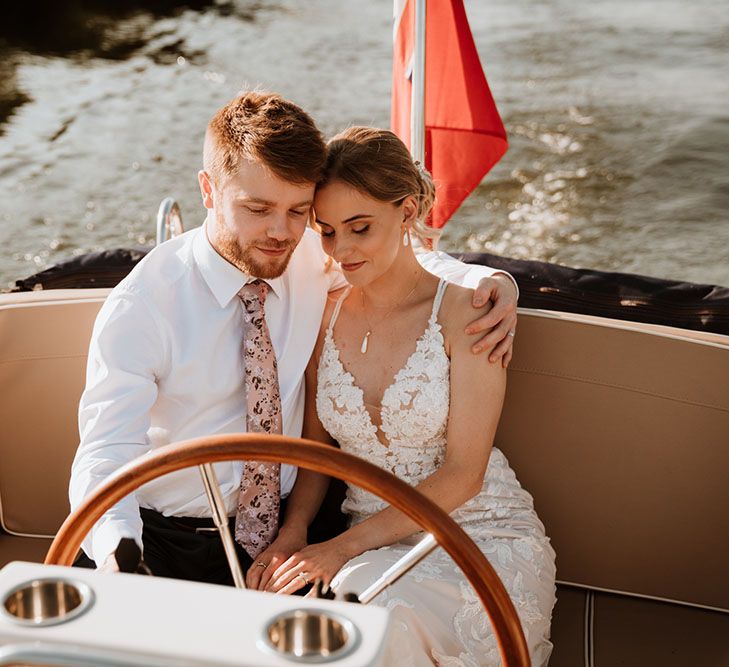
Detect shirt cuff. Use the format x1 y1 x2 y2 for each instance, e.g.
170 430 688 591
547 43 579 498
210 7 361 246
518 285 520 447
490 270 520 302
459 264 519 302
89 518 143 567
414 247 519 302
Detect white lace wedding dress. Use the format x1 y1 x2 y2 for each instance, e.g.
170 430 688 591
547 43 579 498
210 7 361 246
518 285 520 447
316 279 557 666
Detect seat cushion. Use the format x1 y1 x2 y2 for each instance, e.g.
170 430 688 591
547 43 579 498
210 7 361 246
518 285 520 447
0 290 107 536
0 532 52 568
593 592 729 666
549 585 588 666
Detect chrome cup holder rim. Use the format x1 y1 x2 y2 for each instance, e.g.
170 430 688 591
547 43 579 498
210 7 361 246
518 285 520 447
1 576 95 627
260 607 360 664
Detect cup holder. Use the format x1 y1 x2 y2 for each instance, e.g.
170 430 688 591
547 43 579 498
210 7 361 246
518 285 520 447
1 578 94 627
263 609 358 663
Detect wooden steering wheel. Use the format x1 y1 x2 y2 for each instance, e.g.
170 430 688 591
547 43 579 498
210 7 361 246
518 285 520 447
46 434 530 666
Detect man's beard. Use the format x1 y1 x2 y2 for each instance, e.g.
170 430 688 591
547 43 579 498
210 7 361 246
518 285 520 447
215 214 296 279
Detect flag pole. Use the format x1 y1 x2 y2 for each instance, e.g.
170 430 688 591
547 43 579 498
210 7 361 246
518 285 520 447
411 0 436 246
411 0 426 167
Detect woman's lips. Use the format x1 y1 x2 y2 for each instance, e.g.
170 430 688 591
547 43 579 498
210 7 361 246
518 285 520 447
340 261 365 272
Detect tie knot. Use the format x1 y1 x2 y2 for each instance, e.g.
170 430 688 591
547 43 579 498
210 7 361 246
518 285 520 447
238 280 269 315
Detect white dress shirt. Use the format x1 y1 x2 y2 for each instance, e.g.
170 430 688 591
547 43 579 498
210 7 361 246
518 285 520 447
70 219 515 564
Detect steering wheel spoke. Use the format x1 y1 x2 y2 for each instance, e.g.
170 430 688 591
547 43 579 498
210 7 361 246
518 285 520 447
357 532 438 604
197 463 246 589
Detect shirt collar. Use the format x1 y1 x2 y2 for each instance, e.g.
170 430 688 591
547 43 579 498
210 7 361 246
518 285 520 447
193 216 284 308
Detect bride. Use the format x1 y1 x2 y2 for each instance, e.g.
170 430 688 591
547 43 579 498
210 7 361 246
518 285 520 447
251 126 556 666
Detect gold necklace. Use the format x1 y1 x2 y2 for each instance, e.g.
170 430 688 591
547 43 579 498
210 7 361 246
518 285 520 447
359 271 423 354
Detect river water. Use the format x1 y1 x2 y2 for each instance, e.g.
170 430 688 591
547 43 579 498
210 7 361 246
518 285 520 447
1 0 727 289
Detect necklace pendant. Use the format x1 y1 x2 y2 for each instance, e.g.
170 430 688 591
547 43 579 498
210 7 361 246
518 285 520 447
360 331 371 354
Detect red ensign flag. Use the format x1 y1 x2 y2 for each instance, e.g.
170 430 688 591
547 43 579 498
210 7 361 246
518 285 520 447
391 0 508 229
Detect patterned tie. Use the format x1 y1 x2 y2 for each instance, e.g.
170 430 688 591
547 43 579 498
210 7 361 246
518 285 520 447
234 280 281 558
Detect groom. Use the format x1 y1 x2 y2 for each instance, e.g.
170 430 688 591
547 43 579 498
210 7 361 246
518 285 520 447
69 91 519 584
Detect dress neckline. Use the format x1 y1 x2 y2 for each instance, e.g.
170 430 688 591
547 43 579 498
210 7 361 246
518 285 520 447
323 278 448 448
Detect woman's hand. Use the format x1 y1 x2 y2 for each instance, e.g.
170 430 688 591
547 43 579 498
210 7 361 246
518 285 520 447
245 525 308 590
266 539 353 594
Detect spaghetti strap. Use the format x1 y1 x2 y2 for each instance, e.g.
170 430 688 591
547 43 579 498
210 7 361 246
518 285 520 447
429 278 448 322
327 286 351 333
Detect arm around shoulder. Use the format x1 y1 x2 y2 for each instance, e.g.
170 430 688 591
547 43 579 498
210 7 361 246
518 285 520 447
416 248 519 299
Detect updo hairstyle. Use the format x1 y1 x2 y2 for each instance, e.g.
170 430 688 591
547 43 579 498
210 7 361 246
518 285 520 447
320 126 439 246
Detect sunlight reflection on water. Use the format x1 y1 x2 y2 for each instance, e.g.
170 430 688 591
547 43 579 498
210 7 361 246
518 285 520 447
0 0 727 288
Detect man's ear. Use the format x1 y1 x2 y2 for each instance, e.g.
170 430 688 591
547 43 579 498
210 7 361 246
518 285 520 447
198 170 214 210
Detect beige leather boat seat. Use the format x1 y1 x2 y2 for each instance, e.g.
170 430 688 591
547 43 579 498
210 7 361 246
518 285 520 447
497 309 729 665
1 290 728 666
0 534 52 566
0 290 110 566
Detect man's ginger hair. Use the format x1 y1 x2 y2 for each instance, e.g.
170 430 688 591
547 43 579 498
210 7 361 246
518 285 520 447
204 91 326 186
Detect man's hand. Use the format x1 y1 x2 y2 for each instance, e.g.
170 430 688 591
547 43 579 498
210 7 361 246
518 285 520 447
466 273 518 368
246 525 308 591
97 553 120 573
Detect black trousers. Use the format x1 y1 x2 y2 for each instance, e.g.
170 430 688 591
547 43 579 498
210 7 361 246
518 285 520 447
74 507 275 586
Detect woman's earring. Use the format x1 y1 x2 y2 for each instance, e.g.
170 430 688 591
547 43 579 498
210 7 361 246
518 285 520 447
402 229 410 247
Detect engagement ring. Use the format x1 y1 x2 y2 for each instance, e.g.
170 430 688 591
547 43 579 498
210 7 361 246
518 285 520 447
507 331 516 337
298 572 310 585
255 561 267 568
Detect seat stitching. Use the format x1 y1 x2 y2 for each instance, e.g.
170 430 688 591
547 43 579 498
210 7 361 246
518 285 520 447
509 366 729 412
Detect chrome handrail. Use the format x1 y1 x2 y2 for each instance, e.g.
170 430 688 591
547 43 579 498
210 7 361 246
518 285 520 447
155 198 184 246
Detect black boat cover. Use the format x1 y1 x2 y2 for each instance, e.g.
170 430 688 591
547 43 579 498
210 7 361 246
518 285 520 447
8 248 729 335
10 248 149 291
455 252 729 336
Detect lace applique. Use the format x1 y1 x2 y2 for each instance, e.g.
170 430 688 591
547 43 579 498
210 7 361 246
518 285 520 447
317 281 451 524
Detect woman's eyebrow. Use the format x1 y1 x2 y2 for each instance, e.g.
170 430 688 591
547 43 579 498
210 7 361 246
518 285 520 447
315 213 374 225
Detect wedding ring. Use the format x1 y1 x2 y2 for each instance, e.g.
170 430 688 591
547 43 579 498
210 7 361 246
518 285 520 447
298 572 310 585
255 561 267 568
507 330 516 337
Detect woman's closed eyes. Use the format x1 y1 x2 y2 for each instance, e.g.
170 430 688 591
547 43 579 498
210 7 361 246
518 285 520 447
318 224 370 238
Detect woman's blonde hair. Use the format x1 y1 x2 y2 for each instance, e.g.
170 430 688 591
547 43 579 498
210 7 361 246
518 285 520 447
320 127 439 247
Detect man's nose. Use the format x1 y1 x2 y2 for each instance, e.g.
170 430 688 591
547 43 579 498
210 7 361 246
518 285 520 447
266 212 292 241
